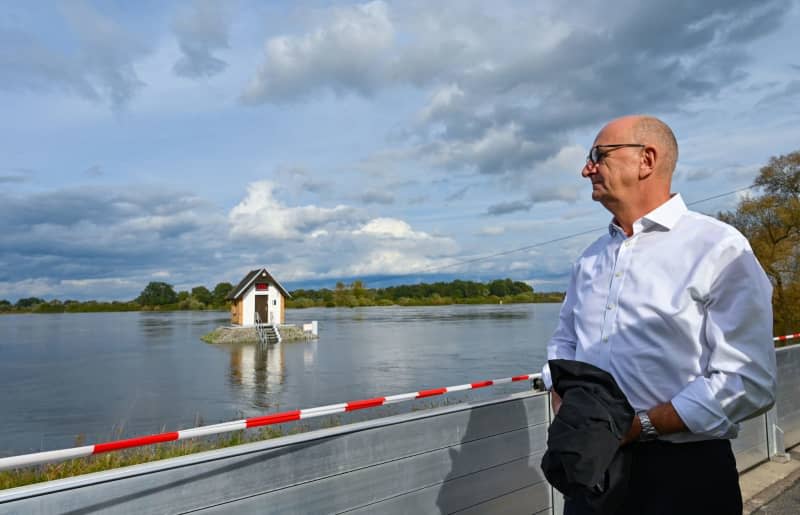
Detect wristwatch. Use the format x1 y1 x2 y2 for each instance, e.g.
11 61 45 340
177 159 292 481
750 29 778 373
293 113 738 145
637 411 659 441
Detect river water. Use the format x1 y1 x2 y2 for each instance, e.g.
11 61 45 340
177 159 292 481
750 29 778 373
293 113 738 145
0 303 559 456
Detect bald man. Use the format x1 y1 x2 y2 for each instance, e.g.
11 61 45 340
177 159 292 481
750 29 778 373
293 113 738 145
542 115 776 514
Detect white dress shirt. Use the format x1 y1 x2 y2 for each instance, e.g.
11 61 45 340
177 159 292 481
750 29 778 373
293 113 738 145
542 194 776 442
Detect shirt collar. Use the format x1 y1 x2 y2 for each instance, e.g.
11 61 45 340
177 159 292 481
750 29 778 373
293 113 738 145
607 193 688 236
642 193 687 231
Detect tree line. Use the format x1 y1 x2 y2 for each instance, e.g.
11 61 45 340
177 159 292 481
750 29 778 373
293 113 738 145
287 278 565 308
0 282 234 314
0 278 564 314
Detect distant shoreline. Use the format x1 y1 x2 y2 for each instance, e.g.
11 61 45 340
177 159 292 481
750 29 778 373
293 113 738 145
0 298 566 316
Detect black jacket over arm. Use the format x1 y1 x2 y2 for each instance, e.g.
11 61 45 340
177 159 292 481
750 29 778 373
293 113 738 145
541 359 635 514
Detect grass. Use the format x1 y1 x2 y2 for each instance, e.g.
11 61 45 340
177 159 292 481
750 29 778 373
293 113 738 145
0 427 283 491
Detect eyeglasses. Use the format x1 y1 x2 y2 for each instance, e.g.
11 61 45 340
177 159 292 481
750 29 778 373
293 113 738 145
587 144 645 165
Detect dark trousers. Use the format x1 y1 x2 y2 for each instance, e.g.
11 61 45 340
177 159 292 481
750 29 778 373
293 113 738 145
564 439 742 515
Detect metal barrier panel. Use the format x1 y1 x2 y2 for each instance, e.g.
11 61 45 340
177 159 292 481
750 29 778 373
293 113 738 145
776 345 800 449
732 415 769 471
0 392 553 515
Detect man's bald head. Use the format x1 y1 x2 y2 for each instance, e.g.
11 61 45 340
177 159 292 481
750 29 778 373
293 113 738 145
632 116 679 176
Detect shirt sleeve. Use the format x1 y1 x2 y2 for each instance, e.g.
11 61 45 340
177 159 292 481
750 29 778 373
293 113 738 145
671 237 777 439
541 262 580 390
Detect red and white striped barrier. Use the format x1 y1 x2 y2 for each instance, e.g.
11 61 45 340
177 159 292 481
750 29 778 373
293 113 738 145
0 373 539 471
774 333 800 342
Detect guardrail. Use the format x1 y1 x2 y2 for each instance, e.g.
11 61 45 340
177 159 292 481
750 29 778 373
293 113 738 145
1 343 798 514
0 374 538 472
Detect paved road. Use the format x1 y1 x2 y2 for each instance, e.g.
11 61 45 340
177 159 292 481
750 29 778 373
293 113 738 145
753 477 800 514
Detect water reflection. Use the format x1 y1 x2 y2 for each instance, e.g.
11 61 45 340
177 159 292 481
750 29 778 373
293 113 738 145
304 346 316 367
227 343 285 408
329 306 533 324
138 313 176 338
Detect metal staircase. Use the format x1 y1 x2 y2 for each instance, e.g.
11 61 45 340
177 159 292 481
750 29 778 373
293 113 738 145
254 312 281 345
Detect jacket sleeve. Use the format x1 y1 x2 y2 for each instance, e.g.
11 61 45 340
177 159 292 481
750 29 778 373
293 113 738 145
541 262 580 390
670 237 777 439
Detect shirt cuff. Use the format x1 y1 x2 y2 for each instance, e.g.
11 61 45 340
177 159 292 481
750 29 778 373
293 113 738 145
540 362 553 391
671 377 738 439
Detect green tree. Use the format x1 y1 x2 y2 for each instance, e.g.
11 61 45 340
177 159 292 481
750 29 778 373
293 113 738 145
16 297 45 308
351 280 366 298
719 150 800 335
212 282 234 305
136 282 178 306
191 286 213 305
488 279 510 297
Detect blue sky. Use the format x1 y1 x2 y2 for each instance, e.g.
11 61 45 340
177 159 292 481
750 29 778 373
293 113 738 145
1 0 799 302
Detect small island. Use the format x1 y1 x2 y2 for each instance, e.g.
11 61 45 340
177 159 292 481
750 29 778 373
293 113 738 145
201 324 316 344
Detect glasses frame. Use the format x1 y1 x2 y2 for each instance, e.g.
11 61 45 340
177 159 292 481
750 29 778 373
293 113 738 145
587 144 645 165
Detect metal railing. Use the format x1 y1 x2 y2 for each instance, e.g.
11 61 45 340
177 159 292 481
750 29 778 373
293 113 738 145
254 311 268 345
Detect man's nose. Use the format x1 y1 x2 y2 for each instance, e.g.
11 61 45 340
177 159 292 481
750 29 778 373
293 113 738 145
581 162 596 178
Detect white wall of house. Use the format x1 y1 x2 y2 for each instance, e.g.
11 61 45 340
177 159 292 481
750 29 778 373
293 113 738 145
240 282 284 326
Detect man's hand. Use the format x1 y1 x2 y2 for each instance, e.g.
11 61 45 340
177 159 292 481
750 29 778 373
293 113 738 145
620 402 688 446
620 415 641 446
551 390 562 415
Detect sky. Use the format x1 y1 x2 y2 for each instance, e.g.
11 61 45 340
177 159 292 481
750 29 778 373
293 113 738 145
1 0 799 302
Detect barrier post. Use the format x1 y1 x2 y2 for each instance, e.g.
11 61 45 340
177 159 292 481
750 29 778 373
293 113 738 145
766 406 790 463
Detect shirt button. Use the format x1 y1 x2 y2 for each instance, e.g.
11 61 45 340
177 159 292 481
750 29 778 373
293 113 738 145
615 272 622 278
603 337 609 342
607 304 614 310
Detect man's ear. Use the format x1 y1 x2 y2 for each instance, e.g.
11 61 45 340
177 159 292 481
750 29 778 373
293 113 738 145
639 146 657 180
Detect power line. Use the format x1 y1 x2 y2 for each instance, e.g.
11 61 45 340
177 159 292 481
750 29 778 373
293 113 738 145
685 185 754 206
378 185 758 282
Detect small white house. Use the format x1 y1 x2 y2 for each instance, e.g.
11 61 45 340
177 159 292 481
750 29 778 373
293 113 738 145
228 268 291 326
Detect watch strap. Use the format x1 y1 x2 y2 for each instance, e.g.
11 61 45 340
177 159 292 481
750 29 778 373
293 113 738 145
637 411 659 441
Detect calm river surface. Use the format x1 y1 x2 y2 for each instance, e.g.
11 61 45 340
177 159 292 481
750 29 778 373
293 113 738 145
0 304 559 456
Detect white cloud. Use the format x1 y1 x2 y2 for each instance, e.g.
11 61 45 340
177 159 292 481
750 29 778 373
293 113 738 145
241 1 394 103
334 216 459 276
228 180 358 240
354 217 429 239
333 249 440 276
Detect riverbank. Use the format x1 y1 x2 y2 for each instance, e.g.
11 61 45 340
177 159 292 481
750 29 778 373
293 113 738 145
201 324 317 344
1 297 566 316
286 293 564 308
1 278 566 314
